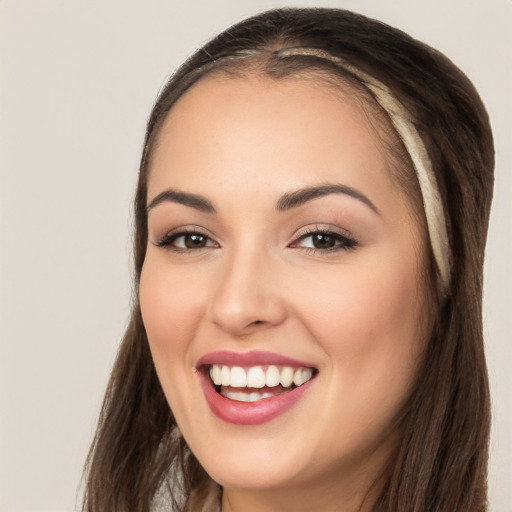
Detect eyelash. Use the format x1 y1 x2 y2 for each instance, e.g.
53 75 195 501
154 228 217 251
154 227 357 253
291 227 357 253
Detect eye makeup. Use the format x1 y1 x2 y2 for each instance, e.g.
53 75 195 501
154 225 219 251
290 225 358 253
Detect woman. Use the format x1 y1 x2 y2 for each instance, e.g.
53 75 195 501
82 8 494 512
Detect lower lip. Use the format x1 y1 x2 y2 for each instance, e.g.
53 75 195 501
198 370 315 425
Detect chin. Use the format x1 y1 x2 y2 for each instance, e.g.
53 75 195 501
204 458 304 491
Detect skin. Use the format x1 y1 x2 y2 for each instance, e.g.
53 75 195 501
139 74 430 512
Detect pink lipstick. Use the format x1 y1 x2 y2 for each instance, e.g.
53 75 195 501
197 350 317 425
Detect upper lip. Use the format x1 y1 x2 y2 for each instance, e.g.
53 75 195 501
197 350 316 369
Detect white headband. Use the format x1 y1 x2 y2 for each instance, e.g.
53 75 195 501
196 47 451 293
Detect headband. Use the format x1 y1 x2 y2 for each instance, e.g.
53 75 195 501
194 46 451 293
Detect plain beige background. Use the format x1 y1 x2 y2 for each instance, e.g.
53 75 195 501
0 1 510 511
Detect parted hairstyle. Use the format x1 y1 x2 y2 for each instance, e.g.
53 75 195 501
82 8 494 512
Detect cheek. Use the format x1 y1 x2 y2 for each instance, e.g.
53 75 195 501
138 255 210 418
139 256 211 427
139 256 205 354
330 270 418 348
300 252 420 335
296 254 425 420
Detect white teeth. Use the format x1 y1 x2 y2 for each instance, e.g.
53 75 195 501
221 365 231 386
211 365 222 385
221 389 274 402
209 364 315 389
247 366 266 388
293 368 303 386
266 365 281 387
230 366 247 387
302 368 313 384
221 390 246 402
292 367 314 385
280 366 294 387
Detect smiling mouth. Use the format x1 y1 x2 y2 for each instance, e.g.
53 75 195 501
205 364 317 403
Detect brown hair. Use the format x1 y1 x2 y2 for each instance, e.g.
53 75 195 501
82 8 494 512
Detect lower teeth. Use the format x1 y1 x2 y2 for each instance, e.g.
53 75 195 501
220 390 271 402
220 387 293 402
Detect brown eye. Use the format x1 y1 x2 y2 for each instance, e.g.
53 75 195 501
155 231 218 250
311 233 337 249
184 233 208 248
292 230 357 252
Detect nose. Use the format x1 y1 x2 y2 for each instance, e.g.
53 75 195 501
208 248 287 336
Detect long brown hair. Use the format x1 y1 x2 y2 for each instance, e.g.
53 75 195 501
82 8 494 511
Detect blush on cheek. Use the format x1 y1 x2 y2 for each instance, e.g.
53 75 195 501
306 264 422 368
140 262 202 340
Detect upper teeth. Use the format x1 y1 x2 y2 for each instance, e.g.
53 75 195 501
209 365 314 388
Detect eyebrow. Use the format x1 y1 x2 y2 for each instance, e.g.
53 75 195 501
146 183 379 216
276 184 380 215
147 189 216 213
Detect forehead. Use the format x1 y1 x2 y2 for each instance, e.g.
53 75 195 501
149 74 398 200
160 71 374 140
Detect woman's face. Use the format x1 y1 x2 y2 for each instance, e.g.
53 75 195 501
140 74 429 505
